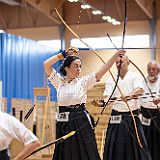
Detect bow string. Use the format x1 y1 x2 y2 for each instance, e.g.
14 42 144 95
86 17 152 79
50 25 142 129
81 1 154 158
53 1 143 148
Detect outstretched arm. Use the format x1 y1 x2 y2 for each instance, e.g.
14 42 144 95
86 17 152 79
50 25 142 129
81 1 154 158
121 87 144 102
91 96 111 107
43 47 78 77
128 87 144 97
95 50 126 81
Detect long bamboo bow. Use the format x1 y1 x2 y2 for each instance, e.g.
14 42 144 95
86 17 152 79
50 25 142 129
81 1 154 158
107 19 160 135
53 2 143 148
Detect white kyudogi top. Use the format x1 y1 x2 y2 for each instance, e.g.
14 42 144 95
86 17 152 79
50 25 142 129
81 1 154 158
48 68 97 106
0 111 38 151
141 75 160 109
103 71 143 112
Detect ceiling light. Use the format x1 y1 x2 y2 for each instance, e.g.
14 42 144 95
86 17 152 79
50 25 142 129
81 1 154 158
112 20 121 25
107 16 112 23
102 16 112 21
112 21 117 25
116 21 121 25
106 16 111 20
68 0 79 2
81 4 91 9
111 18 116 23
78 1 120 26
92 10 102 15
111 18 117 25
0 30 4 33
102 16 108 20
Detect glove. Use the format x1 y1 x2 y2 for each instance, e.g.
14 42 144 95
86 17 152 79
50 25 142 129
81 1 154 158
57 50 67 60
91 99 106 107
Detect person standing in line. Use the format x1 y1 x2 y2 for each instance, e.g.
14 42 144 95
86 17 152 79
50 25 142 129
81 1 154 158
141 60 160 160
43 47 125 160
102 55 151 160
0 110 40 160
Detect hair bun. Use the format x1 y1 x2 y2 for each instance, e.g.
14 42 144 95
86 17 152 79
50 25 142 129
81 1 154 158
66 47 79 57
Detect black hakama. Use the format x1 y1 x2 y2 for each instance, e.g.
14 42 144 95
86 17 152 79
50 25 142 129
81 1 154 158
103 109 151 160
52 104 100 160
141 106 160 160
0 149 10 160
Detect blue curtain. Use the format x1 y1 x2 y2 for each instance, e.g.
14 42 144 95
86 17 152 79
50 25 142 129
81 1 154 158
0 33 61 112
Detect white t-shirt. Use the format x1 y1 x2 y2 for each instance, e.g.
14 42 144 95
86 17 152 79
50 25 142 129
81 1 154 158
0 111 38 151
141 76 160 109
103 71 143 112
48 68 97 106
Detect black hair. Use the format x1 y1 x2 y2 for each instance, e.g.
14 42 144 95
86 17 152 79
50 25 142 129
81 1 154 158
59 56 80 76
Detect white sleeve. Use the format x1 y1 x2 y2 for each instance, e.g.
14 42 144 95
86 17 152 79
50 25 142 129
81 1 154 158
103 77 114 96
48 68 62 90
132 74 144 90
9 115 38 145
22 130 38 145
81 72 97 90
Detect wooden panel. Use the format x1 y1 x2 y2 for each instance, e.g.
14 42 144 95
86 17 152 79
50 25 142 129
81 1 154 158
10 98 56 160
11 98 33 130
33 88 50 96
86 83 111 158
10 98 33 159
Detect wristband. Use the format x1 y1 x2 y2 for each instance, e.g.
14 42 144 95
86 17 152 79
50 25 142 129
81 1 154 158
57 53 64 60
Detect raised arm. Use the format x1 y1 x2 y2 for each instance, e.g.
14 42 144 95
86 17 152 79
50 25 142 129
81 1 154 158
95 50 126 81
43 52 64 77
44 47 79 77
